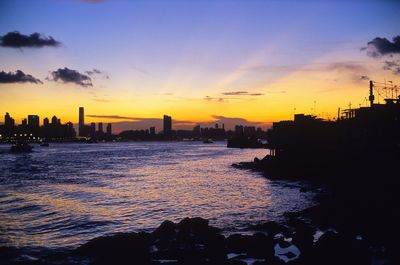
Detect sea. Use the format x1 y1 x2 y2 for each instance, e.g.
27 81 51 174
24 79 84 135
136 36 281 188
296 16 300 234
0 141 316 250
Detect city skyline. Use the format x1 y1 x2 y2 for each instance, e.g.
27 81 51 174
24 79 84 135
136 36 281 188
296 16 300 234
1 1 400 130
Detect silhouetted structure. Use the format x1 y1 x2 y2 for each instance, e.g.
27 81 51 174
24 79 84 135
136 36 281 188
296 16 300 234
106 123 112 135
79 107 84 136
239 81 400 180
163 115 172 136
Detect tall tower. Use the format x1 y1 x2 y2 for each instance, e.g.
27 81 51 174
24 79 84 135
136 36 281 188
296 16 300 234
79 107 84 136
163 115 172 136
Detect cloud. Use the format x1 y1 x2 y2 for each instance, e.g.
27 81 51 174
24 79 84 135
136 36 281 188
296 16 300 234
204 96 224 102
93 98 112 102
0 70 42 84
363 36 400 57
0 31 61 48
222 91 264 96
85 68 110 79
360 75 370 80
383 60 400 75
325 62 366 72
47 67 92 87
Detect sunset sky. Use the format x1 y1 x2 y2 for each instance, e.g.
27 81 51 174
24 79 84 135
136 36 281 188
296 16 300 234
1 0 399 131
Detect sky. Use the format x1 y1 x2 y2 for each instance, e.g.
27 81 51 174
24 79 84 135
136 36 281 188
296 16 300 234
1 0 400 131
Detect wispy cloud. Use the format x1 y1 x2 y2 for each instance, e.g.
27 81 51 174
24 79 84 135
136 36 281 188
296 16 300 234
222 91 264 96
85 68 110 79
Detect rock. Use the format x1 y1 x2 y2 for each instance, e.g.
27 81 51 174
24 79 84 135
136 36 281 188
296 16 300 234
177 217 211 237
225 260 247 265
290 220 315 253
203 233 227 262
152 220 176 240
226 234 252 253
248 233 274 258
250 221 281 236
75 232 151 265
307 231 370 265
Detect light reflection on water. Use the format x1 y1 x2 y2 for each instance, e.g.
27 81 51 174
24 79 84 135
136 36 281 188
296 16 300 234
0 142 314 248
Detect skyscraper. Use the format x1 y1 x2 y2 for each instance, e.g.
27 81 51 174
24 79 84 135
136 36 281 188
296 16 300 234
79 107 84 136
28 115 40 128
163 115 172 136
106 123 112 135
43 118 49 126
98 122 103 133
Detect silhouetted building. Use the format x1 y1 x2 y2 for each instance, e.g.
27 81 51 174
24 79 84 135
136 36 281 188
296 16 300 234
150 126 156 135
106 123 112 135
98 122 103 133
79 107 84 136
51 116 58 125
163 115 172 136
235 125 244 136
43 118 49 127
22 119 27 126
28 115 40 128
90 122 96 136
4 112 15 136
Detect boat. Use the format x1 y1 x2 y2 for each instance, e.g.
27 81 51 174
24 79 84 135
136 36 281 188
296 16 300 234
11 142 33 153
203 139 213 144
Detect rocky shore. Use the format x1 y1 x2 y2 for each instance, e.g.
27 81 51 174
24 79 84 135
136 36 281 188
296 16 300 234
2 211 391 265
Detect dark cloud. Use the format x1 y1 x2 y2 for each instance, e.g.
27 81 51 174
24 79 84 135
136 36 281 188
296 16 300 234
0 70 42 84
383 60 400 75
47 67 92 87
222 91 264 96
360 75 370 80
0 31 61 48
363 36 400 57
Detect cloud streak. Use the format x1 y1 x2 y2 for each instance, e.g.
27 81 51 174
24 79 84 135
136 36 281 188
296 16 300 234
222 91 264 96
0 31 61 48
383 60 400 75
85 68 110 79
0 70 42 84
47 67 92 87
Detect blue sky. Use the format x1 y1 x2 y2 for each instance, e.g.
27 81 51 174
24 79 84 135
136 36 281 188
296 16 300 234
1 0 399 130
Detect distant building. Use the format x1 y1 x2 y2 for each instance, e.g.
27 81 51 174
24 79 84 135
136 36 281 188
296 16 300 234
163 115 172 135
51 115 58 125
193 125 201 137
4 112 15 129
98 122 103 133
79 107 84 136
90 122 96 136
150 126 156 135
43 118 49 127
22 118 27 126
28 115 39 128
106 123 112 135
235 125 244 136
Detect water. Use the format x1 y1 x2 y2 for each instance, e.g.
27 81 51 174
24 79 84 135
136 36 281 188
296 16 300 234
0 142 315 249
